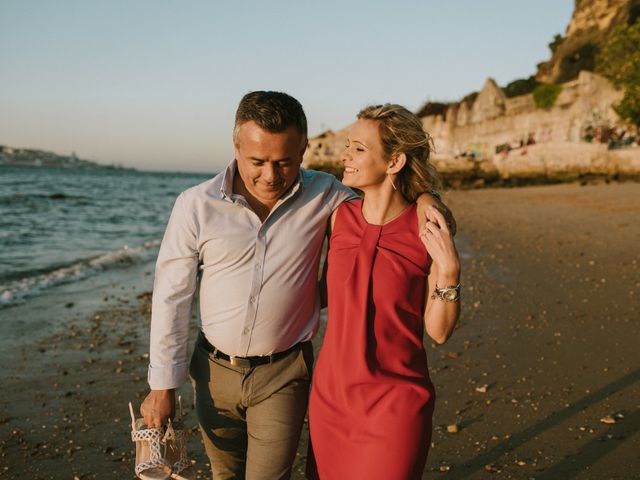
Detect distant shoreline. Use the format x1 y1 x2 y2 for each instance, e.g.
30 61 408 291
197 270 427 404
0 161 134 171
0 162 217 177
0 144 133 171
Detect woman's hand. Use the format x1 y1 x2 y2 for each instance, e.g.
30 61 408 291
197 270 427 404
420 206 460 280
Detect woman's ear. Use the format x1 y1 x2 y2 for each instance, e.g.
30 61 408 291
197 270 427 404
387 152 407 174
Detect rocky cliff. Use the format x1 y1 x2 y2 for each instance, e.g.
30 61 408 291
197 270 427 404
304 71 640 186
303 0 640 187
536 0 640 83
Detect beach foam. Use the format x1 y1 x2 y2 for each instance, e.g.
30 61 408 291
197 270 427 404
0 240 160 308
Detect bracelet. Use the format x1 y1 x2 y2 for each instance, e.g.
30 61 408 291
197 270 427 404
430 282 461 302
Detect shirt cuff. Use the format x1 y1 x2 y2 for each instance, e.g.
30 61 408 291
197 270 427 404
147 362 189 390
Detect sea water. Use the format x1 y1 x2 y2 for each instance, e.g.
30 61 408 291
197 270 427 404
0 165 211 308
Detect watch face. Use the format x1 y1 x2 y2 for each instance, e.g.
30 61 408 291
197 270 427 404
443 289 459 301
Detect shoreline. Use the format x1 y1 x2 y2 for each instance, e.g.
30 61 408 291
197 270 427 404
438 171 640 190
1 182 638 479
0 259 157 354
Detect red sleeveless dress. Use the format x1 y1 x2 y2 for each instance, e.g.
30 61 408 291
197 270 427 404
308 199 435 480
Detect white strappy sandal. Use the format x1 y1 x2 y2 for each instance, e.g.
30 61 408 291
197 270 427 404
129 402 172 480
163 396 195 480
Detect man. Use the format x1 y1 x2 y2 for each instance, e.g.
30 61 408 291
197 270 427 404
141 91 451 479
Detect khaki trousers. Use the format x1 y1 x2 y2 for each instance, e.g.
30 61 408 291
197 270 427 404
189 337 313 480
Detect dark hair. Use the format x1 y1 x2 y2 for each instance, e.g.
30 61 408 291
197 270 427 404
234 91 307 139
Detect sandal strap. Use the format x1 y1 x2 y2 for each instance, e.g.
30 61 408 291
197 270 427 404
131 425 170 476
129 402 137 431
135 457 170 476
172 457 193 474
165 422 192 474
131 426 165 442
129 402 172 476
177 394 184 417
163 420 179 442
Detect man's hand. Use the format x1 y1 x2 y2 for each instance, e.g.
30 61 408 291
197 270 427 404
416 191 456 236
140 389 175 428
419 206 460 278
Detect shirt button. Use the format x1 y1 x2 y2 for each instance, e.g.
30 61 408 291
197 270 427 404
249 296 256 303
255 264 261 270
243 327 250 334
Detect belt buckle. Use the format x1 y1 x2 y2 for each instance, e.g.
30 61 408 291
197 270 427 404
229 355 251 368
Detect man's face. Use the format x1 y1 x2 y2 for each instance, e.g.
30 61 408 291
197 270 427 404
233 121 306 207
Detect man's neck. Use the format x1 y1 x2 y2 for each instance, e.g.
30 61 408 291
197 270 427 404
232 174 275 223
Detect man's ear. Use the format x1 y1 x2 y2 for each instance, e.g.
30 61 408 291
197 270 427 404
387 152 406 174
299 137 309 156
233 136 240 160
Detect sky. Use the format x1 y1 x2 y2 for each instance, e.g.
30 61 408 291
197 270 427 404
0 0 574 172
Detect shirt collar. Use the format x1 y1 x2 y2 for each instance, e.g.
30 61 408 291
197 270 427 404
220 159 236 200
220 159 305 202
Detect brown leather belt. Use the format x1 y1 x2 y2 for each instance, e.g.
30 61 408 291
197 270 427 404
197 331 307 368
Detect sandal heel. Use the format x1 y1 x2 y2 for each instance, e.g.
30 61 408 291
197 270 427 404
163 396 195 480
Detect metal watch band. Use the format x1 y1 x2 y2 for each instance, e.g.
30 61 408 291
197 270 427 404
431 282 461 302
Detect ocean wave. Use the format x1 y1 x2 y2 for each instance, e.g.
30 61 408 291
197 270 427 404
0 240 160 308
0 193 92 205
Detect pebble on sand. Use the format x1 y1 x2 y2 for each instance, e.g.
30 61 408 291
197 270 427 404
600 415 616 424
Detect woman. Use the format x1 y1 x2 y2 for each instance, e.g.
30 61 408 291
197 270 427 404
308 104 461 479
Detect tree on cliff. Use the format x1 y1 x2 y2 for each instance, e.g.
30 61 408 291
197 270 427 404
597 21 640 124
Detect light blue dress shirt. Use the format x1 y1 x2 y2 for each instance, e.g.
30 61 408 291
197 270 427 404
148 160 355 389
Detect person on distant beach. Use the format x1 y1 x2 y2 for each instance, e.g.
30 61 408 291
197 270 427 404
140 91 453 479
308 104 461 479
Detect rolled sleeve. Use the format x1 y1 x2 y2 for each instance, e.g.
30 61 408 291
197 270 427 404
327 177 358 212
148 192 199 389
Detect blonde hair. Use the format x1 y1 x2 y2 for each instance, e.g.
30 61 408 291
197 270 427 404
357 104 441 202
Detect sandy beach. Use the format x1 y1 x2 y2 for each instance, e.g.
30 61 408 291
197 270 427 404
1 181 638 479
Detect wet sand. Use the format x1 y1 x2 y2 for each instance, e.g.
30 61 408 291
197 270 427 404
1 182 638 479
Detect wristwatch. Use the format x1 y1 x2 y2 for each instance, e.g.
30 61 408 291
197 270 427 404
431 283 461 302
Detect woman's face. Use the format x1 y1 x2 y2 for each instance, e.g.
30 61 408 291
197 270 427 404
341 119 389 190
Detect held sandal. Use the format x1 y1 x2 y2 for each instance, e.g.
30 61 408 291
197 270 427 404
129 402 172 480
163 396 195 480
